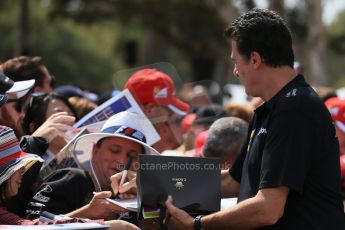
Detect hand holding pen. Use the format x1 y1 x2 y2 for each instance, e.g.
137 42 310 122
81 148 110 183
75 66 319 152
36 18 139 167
118 155 134 192
110 156 137 199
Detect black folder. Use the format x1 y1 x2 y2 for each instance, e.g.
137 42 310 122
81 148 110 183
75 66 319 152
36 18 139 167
137 155 221 217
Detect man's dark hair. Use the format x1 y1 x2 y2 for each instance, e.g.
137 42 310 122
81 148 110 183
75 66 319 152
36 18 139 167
2 56 46 87
1 56 53 114
225 8 294 68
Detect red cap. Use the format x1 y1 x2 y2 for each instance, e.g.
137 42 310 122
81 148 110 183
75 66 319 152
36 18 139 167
194 130 208 157
181 113 196 134
125 69 190 116
325 97 345 133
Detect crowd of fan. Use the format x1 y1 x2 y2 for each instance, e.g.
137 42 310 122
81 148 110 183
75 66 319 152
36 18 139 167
0 49 344 229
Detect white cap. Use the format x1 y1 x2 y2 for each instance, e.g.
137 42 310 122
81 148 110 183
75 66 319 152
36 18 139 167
0 72 35 100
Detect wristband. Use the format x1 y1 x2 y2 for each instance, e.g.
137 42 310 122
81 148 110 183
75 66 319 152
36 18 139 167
194 215 204 230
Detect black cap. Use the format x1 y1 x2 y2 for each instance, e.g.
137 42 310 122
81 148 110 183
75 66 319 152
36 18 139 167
193 104 227 127
0 73 14 95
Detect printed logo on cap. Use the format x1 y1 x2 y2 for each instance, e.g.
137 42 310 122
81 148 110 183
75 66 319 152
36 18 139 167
154 87 168 99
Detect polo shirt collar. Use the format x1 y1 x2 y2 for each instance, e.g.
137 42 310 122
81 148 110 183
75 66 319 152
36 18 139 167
255 74 308 112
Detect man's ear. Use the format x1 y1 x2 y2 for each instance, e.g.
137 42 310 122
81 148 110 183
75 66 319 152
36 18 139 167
251 51 262 68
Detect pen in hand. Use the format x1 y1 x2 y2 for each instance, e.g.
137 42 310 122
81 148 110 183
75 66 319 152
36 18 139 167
114 155 134 199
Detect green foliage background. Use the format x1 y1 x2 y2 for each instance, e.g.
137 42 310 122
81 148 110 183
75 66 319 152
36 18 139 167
0 1 123 93
1 0 345 92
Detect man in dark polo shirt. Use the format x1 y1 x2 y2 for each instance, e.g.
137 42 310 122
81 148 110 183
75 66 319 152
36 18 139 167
164 8 345 229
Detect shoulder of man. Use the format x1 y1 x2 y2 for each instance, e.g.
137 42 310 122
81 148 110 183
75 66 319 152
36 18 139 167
275 85 322 114
26 168 92 219
29 168 89 204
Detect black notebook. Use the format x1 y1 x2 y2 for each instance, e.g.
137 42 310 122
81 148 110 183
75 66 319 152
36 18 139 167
137 155 221 218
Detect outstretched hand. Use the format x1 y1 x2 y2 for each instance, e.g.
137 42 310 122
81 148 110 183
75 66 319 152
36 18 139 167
89 191 126 219
165 195 194 230
67 191 125 220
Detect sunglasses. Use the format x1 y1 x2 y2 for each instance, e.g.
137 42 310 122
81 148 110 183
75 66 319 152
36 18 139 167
22 92 50 117
28 92 49 108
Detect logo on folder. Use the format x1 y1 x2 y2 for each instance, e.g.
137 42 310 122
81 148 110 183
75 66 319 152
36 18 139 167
172 178 186 189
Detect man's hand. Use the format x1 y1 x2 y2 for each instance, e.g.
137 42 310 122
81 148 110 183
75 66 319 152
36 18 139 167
165 196 194 230
110 170 137 199
67 191 125 220
32 112 76 142
89 191 125 219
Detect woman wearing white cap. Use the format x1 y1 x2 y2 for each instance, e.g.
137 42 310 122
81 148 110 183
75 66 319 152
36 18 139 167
26 111 158 222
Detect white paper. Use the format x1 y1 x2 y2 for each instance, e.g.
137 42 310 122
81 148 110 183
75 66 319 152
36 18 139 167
105 197 137 212
73 89 160 146
220 198 237 210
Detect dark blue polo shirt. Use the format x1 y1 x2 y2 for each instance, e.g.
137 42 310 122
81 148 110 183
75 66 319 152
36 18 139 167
230 75 345 229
